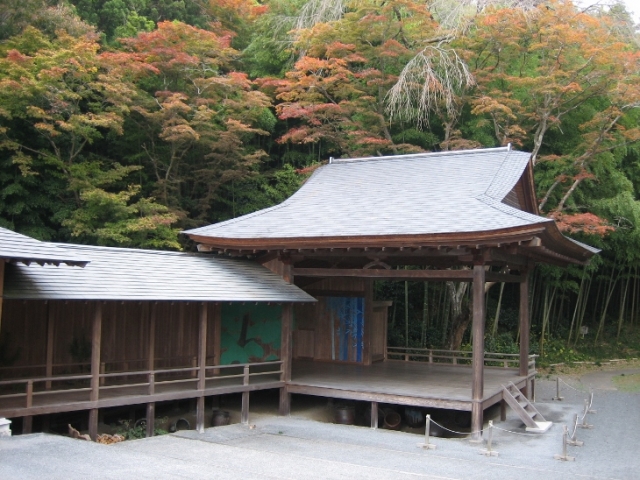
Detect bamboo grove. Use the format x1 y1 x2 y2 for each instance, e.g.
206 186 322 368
2 0 640 362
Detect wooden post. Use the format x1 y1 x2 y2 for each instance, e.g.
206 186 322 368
88 409 98 441
471 263 486 442
212 303 221 375
146 402 155 438
196 303 207 433
363 279 373 365
148 303 156 373
90 302 102 402
0 260 4 333
519 271 530 398
500 400 507 422
89 302 102 441
371 401 378 429
45 302 54 389
279 304 293 415
23 380 33 434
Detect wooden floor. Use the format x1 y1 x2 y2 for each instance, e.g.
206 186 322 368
288 359 529 411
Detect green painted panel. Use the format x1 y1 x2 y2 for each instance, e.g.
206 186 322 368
220 304 282 364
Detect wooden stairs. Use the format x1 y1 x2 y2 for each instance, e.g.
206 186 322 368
502 382 552 433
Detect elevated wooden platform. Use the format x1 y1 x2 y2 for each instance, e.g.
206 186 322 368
0 363 282 419
288 359 531 411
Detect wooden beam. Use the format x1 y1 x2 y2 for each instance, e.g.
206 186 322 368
519 272 531 382
293 268 474 281
485 272 525 283
471 263 486 442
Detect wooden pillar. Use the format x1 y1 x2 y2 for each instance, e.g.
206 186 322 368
363 279 373 365
279 303 293 415
500 400 507 422
89 302 102 441
146 402 155 437
241 391 250 425
196 303 207 433
370 401 378 429
0 260 4 333
471 263 486 442
212 303 222 373
148 303 156 372
45 302 55 389
519 271 531 398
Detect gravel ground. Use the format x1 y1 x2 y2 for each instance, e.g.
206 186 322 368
1 370 638 479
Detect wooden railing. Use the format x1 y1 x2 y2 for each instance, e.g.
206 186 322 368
0 355 218 380
386 347 537 373
0 360 283 411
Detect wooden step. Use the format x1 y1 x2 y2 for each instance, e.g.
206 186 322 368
502 382 552 433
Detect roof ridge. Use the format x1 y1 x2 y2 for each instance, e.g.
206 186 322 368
50 242 219 258
331 146 510 164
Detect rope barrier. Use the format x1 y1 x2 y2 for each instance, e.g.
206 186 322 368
558 377 587 393
567 413 584 447
428 417 483 436
492 425 543 437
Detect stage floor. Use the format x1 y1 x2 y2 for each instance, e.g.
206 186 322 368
288 359 530 410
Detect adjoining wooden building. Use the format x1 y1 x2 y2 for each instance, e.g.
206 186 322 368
0 237 314 438
185 146 599 438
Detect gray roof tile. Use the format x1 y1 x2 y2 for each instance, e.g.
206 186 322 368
4 243 315 302
185 147 550 239
0 227 88 266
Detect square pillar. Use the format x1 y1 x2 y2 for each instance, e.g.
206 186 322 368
471 263 486 442
519 272 531 397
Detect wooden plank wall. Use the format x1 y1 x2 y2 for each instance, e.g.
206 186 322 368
0 300 219 379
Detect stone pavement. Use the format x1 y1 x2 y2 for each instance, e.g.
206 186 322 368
0 378 637 479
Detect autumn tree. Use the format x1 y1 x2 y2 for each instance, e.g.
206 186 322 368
0 26 179 246
267 0 440 157
120 21 274 224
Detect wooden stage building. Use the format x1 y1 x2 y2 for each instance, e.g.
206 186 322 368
1 147 598 441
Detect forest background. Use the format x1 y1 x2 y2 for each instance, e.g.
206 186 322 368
1 0 640 366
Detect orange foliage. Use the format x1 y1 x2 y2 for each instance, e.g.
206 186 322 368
550 212 614 236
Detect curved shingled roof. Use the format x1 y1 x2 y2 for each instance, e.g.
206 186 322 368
187 147 543 239
4 243 315 302
0 227 88 266
184 148 598 264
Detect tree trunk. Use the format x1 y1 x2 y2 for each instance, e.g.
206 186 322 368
491 283 505 337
